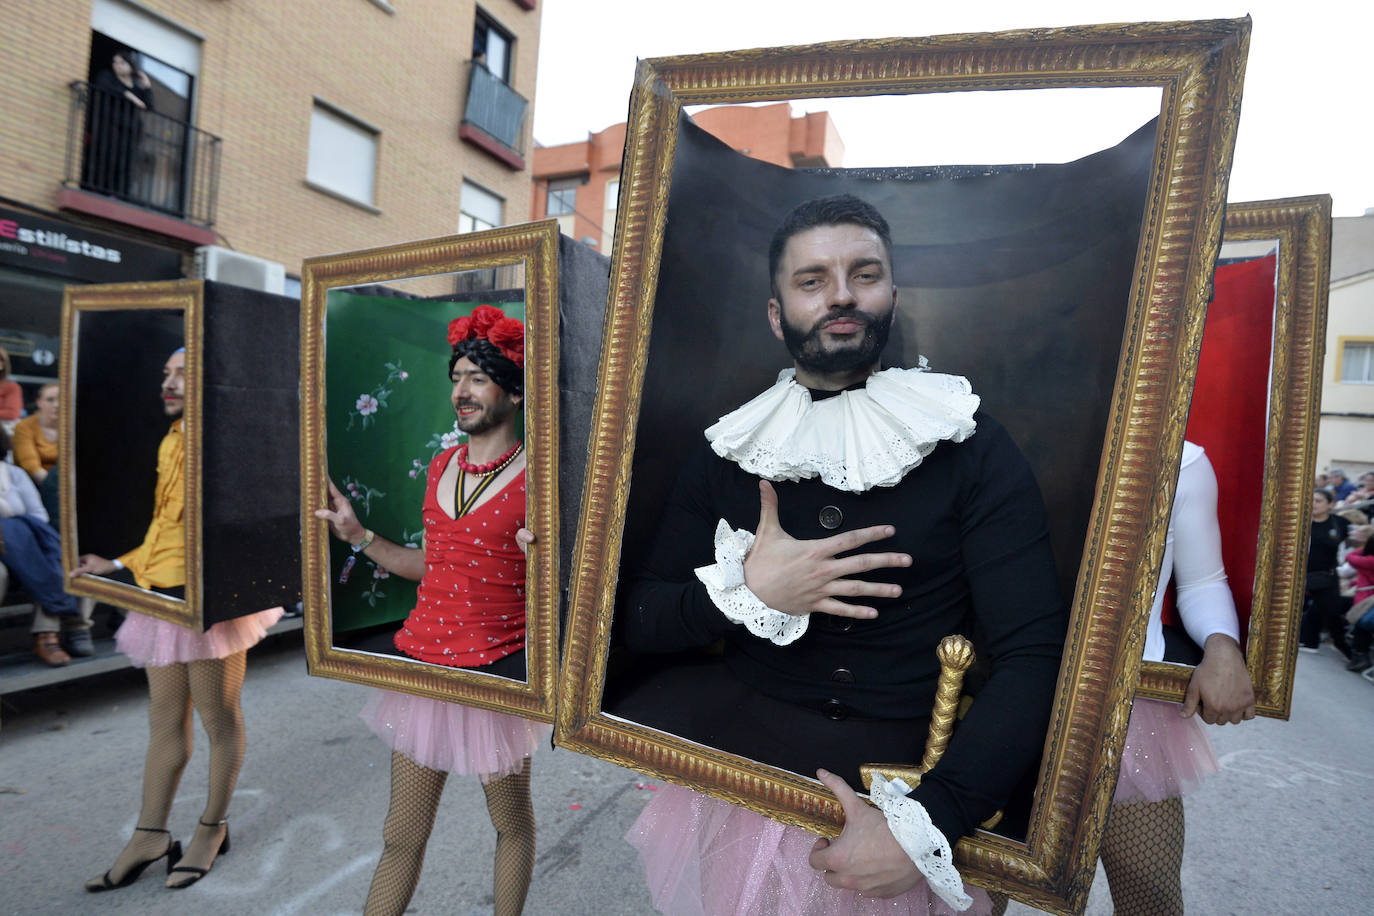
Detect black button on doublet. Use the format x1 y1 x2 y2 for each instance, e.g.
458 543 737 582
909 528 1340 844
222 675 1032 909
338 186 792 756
819 505 843 529
833 618 854 632
830 667 854 683
821 699 848 720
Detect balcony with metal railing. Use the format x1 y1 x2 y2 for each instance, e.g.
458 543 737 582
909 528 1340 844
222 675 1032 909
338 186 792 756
459 62 528 170
61 81 222 241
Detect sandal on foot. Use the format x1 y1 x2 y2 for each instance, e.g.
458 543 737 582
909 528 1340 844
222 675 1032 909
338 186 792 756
166 819 230 889
85 827 181 892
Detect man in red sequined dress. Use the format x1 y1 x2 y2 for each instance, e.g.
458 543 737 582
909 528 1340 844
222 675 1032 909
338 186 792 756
317 305 543 916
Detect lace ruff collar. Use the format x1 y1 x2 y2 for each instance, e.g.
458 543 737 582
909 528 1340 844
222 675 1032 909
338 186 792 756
704 365 979 492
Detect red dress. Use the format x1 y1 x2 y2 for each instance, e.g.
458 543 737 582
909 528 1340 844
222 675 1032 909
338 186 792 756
393 446 527 667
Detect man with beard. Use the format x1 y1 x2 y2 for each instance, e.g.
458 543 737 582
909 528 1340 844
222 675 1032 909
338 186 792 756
317 306 546 916
624 195 1066 915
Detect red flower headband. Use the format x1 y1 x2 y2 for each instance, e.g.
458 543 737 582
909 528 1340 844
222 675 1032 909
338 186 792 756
447 304 525 368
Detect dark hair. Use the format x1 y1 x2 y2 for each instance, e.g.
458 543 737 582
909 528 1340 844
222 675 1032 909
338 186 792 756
449 338 522 397
0 424 10 456
1314 488 1334 505
768 194 894 300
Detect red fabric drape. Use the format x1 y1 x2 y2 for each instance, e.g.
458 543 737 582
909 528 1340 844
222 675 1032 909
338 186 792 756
1161 254 1276 647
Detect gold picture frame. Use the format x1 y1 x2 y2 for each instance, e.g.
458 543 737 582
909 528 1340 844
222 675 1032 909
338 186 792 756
1137 195 1333 718
300 221 560 722
555 20 1250 914
60 280 203 628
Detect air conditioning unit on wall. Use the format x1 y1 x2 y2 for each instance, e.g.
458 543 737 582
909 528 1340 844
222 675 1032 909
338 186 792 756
193 245 286 295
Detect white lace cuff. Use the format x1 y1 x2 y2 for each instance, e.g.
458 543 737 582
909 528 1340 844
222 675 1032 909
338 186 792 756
694 520 809 645
870 774 972 912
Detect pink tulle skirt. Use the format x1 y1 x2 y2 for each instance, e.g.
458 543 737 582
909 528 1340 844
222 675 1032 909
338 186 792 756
360 688 550 781
628 783 991 916
1113 697 1219 804
115 608 285 668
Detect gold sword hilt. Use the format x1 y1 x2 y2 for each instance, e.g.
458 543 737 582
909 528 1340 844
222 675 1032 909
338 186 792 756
859 635 1003 830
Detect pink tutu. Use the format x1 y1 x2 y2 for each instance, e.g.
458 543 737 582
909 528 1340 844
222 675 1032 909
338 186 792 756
116 607 285 668
360 688 550 781
628 783 991 916
1113 697 1219 804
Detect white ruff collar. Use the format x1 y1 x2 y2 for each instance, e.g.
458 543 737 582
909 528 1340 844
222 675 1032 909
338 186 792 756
704 365 979 492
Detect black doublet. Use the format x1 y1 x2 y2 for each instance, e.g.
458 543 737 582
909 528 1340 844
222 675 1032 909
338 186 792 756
623 407 1067 843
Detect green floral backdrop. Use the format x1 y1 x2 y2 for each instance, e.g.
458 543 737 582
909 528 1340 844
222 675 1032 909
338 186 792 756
325 290 525 632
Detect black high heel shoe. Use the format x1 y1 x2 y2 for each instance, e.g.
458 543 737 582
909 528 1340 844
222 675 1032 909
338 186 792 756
84 826 182 892
166 818 230 889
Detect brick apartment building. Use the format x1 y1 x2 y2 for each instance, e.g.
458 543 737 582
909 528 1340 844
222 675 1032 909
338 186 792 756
531 102 843 252
0 0 541 400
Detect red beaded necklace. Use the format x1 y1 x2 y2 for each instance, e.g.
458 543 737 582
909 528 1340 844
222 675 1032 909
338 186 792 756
455 440 523 476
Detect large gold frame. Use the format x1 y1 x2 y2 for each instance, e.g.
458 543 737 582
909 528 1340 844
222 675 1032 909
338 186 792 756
1137 195 1333 718
300 222 560 722
555 21 1250 914
60 280 203 628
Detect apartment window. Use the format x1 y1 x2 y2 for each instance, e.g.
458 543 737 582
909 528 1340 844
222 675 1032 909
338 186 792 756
307 103 378 208
473 12 512 83
459 180 503 233
602 179 619 252
546 179 577 217
1341 340 1374 384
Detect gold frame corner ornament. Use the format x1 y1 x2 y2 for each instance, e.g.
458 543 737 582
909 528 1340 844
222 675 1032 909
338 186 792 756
1137 194 1334 719
299 220 561 723
59 279 204 629
554 20 1251 915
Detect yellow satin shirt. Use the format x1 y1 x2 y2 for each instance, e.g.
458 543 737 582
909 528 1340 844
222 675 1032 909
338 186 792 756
118 420 185 589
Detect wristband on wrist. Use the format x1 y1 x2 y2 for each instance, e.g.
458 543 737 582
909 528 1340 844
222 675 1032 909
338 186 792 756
111 559 125 571
352 529 376 552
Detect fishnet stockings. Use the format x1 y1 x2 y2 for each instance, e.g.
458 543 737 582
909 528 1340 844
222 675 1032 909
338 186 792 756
167 654 246 885
361 753 536 916
987 891 1009 915
363 752 449 916
1099 797 1185 916
481 757 535 916
84 652 247 890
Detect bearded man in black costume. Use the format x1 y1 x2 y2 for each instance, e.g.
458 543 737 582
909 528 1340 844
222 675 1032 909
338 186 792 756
623 194 1066 915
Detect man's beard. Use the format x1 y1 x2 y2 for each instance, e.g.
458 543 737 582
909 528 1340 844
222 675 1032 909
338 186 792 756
778 305 893 376
454 396 518 436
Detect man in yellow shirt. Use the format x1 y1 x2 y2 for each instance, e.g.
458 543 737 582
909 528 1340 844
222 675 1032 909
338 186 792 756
72 345 280 894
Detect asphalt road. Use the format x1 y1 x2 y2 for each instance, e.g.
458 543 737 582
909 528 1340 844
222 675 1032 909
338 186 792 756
2 634 1371 915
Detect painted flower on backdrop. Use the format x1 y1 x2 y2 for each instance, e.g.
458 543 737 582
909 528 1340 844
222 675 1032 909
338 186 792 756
346 360 408 430
341 475 385 517
407 422 465 482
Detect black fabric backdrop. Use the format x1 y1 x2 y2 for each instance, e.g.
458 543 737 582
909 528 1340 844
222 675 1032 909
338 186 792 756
620 114 1159 608
73 281 302 629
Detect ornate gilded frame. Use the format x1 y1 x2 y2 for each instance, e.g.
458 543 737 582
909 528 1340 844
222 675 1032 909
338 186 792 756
60 280 204 628
1137 195 1333 718
555 21 1250 914
300 221 560 722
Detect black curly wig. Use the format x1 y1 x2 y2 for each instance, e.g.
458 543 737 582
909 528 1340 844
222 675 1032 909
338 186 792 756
449 338 523 397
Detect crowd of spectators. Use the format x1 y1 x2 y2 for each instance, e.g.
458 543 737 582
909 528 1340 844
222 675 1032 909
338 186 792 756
0 371 93 667
1311 466 1374 681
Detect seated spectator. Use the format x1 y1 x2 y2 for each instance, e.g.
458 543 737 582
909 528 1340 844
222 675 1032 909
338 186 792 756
1338 472 1374 508
1341 527 1374 673
13 383 59 485
1328 468 1356 502
1316 472 1330 490
0 346 22 430
0 426 91 665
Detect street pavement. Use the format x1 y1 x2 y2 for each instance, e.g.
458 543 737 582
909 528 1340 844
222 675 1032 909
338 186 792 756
2 632 1371 915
